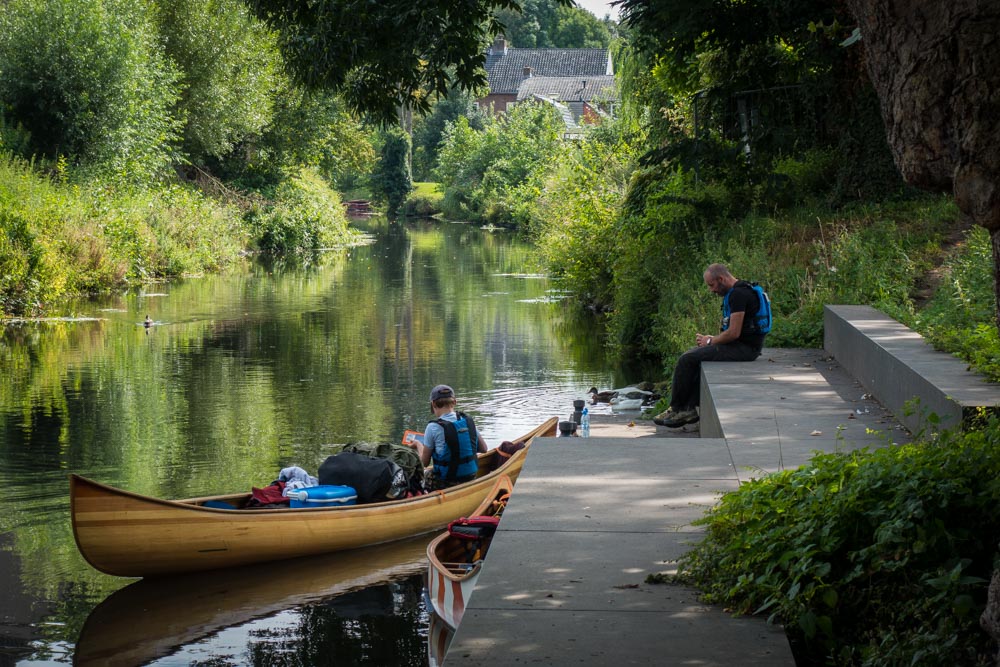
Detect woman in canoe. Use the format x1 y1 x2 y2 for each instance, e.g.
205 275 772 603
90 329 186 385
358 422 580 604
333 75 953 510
415 385 488 489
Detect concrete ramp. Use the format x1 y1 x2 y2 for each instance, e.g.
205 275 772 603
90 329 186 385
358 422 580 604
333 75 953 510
700 348 906 477
445 436 795 666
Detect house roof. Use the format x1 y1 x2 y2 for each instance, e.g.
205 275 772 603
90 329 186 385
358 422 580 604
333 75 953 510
516 75 617 103
528 96 586 139
529 95 578 128
485 46 612 95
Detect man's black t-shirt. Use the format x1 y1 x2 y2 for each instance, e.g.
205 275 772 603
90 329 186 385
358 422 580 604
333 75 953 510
723 282 766 349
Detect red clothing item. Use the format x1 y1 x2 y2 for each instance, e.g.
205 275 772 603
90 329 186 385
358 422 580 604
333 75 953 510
250 481 288 506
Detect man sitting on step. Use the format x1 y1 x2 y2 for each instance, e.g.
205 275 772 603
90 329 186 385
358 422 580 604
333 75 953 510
654 263 769 428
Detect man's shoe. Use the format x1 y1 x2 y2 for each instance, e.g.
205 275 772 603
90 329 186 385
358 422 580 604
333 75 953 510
663 409 699 428
653 408 679 426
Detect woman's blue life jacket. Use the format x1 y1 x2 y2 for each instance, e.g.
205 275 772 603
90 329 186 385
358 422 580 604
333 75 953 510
721 280 772 335
432 412 479 482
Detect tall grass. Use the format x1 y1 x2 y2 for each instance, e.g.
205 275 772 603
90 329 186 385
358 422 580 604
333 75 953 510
0 153 247 316
911 225 1000 381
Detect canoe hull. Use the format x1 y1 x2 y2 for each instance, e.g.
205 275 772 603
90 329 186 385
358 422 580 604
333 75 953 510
426 536 485 629
71 417 556 577
426 475 512 629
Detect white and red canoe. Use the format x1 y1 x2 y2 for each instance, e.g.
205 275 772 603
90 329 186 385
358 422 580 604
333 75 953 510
425 474 512 629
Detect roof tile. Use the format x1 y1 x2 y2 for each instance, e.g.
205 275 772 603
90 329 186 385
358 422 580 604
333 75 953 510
485 47 612 94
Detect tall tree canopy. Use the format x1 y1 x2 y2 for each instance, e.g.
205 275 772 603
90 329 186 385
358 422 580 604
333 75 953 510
158 0 282 161
247 0 570 123
496 0 612 48
616 0 901 198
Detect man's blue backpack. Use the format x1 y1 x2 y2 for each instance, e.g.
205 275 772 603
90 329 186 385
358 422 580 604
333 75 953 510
724 281 773 335
747 282 772 334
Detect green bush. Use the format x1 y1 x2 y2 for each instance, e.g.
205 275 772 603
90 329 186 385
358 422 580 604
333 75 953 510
411 91 484 182
214 88 377 193
401 183 443 217
249 168 354 256
156 0 281 161
0 0 182 182
435 102 564 227
533 124 634 309
117 184 247 277
0 153 251 315
0 114 32 157
0 208 62 317
768 148 838 208
674 422 1000 666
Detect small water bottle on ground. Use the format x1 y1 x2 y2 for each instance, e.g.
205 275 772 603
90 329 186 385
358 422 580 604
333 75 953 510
581 407 590 437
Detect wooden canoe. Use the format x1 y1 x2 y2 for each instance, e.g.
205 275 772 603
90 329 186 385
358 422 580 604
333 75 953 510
71 417 556 577
426 474 512 629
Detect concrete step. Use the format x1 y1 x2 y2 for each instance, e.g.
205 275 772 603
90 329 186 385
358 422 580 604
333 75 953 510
824 304 1000 434
699 348 907 478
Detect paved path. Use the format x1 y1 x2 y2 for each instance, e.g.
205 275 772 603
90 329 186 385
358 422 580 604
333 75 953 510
445 436 793 666
445 349 909 665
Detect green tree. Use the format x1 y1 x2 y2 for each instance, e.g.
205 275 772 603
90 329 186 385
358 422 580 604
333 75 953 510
616 0 902 201
246 0 571 122
496 0 611 48
0 0 182 181
372 128 412 215
156 0 282 162
216 88 376 192
411 91 485 182
435 101 564 226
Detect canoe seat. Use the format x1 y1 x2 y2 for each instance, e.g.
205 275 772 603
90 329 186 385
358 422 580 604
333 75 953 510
442 561 480 575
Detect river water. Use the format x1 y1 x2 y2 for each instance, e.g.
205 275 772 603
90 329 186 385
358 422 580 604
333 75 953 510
0 216 651 666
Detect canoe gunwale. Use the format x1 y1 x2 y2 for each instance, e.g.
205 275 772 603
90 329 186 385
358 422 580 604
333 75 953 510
427 475 512 585
425 474 513 630
72 417 555 515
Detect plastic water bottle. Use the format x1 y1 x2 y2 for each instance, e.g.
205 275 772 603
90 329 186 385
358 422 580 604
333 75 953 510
581 407 590 437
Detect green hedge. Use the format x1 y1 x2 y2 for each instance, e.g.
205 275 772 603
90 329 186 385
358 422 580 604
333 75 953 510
671 422 1000 666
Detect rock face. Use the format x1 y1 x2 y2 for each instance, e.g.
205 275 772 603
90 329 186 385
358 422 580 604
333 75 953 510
983 569 1000 666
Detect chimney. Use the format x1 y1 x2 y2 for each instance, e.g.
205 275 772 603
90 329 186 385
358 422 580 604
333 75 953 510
523 66 533 78
492 35 507 55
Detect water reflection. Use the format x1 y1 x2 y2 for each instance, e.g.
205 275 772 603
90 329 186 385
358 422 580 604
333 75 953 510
0 216 654 664
75 536 430 666
426 610 454 667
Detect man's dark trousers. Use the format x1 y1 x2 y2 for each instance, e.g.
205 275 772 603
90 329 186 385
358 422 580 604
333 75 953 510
670 341 762 410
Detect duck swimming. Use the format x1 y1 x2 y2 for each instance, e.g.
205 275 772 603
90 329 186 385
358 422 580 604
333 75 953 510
587 387 618 403
143 315 153 328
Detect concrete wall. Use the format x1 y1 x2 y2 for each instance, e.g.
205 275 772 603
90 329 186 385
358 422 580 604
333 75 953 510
824 304 1000 433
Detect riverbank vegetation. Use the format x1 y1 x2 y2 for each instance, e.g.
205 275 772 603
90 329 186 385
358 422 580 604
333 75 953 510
374 0 1000 392
2 0 999 662
0 0 364 318
671 421 1000 665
